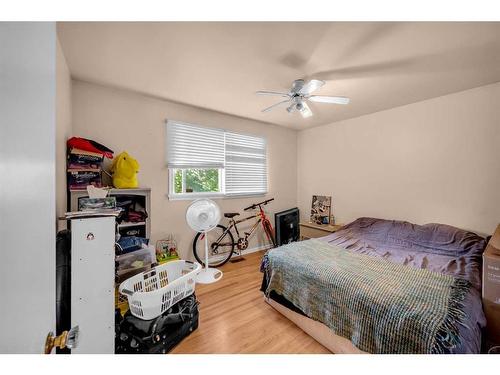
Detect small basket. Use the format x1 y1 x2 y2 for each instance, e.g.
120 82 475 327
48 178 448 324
119 260 201 320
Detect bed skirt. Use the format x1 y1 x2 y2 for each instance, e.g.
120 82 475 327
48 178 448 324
264 296 366 354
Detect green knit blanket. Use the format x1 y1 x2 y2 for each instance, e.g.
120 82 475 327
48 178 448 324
265 239 470 353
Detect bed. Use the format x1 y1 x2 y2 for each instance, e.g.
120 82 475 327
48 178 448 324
261 217 488 354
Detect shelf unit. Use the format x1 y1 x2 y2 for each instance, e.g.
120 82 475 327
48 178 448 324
69 187 151 239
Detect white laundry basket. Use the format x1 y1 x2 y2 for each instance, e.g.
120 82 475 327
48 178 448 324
119 260 201 320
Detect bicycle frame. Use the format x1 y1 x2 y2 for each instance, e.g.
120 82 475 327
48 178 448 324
193 198 276 267
211 206 272 249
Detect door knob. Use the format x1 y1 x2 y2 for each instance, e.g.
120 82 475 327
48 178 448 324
44 325 79 354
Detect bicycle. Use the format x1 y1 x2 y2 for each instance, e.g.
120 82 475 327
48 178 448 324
192 198 276 267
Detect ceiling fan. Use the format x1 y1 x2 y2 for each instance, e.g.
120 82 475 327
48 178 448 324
256 79 350 118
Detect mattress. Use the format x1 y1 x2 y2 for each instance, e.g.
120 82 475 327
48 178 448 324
262 217 487 353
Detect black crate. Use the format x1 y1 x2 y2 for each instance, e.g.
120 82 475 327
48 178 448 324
116 294 199 354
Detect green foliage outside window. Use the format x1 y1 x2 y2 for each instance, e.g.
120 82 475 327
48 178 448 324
174 169 219 194
174 170 183 193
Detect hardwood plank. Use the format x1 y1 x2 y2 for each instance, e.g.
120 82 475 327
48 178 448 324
171 251 330 354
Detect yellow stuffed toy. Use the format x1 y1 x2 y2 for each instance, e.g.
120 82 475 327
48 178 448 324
110 151 140 188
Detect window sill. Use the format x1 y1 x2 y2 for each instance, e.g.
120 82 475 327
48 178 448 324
168 192 224 201
167 192 267 201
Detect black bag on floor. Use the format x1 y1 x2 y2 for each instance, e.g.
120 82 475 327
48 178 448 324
115 294 199 354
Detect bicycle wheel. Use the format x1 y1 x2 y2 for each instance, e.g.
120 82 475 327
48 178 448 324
262 219 276 248
193 224 235 267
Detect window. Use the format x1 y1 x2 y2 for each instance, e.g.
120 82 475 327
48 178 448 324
166 121 267 199
172 168 222 194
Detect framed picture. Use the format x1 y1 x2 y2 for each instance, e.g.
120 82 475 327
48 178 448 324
310 195 332 225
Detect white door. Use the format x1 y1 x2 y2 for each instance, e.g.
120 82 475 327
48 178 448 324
0 22 57 353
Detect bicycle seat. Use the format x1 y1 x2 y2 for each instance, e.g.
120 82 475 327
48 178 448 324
224 212 240 218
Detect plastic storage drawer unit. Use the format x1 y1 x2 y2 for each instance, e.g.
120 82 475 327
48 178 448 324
116 246 155 282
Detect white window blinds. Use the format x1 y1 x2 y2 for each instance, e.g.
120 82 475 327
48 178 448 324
225 131 267 196
166 121 225 169
166 120 268 197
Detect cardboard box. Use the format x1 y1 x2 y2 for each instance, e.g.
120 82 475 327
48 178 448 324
483 224 500 344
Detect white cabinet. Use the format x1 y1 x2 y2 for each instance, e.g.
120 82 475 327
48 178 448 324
70 217 115 354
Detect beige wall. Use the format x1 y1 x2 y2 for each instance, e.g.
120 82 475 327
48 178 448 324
56 39 72 231
72 80 297 260
298 82 500 236
67 75 498 253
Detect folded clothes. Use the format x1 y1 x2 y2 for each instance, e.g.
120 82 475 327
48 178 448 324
67 137 114 158
67 170 102 190
67 162 102 170
116 236 149 254
127 211 147 223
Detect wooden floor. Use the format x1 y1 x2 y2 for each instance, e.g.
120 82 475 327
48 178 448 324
172 251 330 354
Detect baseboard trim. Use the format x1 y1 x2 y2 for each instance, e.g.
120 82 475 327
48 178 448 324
238 244 274 256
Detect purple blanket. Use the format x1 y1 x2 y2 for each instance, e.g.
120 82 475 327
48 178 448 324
320 217 487 353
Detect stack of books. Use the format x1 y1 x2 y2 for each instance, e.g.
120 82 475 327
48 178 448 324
67 148 103 190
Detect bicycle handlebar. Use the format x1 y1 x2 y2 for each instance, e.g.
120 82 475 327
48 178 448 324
243 198 274 211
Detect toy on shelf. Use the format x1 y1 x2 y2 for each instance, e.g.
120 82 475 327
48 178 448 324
110 151 140 189
156 235 179 264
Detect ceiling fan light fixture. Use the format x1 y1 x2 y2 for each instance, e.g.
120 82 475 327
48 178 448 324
299 102 313 118
256 79 350 119
291 79 305 93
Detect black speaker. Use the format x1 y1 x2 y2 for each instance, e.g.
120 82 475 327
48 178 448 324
274 208 299 246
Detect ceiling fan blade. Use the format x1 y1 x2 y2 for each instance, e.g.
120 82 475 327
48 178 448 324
299 102 313 118
256 90 290 98
261 99 290 113
311 58 416 81
308 95 350 105
298 79 325 95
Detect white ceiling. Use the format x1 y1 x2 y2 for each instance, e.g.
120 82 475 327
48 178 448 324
58 22 500 129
